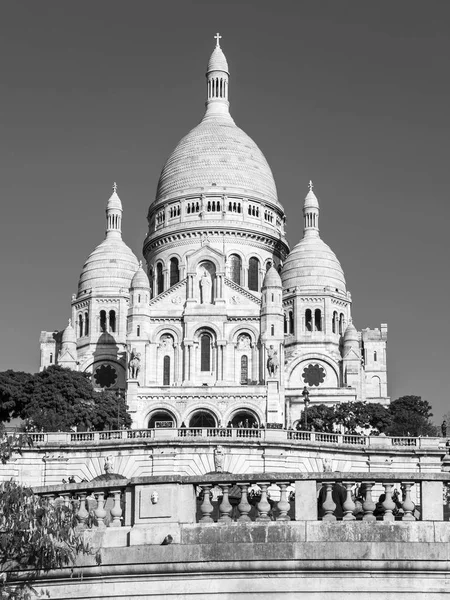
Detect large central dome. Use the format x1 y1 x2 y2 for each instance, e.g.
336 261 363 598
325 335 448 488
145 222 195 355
155 114 278 205
154 39 279 206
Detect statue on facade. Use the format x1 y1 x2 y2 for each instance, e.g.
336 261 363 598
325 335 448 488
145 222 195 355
104 455 114 474
200 269 212 304
128 348 141 379
267 345 279 377
214 445 225 473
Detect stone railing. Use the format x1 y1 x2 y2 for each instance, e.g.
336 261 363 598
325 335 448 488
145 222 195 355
32 471 450 531
25 428 447 449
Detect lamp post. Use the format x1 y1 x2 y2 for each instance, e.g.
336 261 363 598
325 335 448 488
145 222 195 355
302 386 310 430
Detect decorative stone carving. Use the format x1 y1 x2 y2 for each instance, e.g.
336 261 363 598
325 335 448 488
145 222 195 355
267 345 279 377
231 295 241 305
128 348 141 379
214 446 225 473
200 269 212 304
237 334 251 350
171 296 182 304
160 334 174 348
104 455 114 474
323 457 332 473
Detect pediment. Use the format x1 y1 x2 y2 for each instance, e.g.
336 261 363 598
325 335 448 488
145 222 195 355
186 244 225 273
148 278 187 310
58 349 77 363
343 347 360 361
223 277 261 306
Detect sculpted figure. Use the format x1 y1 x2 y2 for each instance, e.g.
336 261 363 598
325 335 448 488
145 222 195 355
200 269 212 304
128 348 141 378
267 345 279 377
214 445 225 473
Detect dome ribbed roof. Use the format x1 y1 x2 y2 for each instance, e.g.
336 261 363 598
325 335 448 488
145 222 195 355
155 114 278 205
61 321 76 344
282 234 346 293
207 45 229 73
131 265 150 289
78 238 139 295
263 265 282 287
344 322 358 343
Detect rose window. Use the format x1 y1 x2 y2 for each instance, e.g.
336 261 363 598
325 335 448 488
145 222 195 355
94 364 117 388
302 364 325 387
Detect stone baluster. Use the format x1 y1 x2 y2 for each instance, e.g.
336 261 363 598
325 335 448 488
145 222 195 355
94 491 107 528
59 492 71 509
381 483 396 521
237 483 252 522
76 492 89 528
342 482 356 521
256 482 271 522
321 482 337 521
218 483 233 523
401 482 416 521
109 490 123 527
362 481 376 521
276 482 291 521
199 484 214 523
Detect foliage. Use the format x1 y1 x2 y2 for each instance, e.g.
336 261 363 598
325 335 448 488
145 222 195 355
0 481 90 599
0 367 131 433
387 395 437 437
0 372 32 423
0 425 32 465
298 404 335 432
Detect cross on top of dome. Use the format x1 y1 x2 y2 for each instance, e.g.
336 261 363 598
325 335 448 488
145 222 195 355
214 32 222 47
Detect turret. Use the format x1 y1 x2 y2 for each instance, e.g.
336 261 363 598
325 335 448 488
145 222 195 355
58 320 78 369
303 180 319 238
127 262 151 339
106 182 123 239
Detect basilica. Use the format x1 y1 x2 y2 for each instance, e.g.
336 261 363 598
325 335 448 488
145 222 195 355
39 36 389 429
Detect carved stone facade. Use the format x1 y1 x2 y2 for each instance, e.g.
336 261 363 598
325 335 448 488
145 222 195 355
39 38 389 429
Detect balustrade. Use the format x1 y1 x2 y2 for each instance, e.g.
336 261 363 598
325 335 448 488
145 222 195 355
33 473 447 530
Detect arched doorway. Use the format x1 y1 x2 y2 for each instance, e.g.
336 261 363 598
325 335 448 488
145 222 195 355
189 411 217 428
230 410 259 429
148 410 175 429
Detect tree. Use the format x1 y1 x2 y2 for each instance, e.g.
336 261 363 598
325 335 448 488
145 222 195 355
360 402 392 435
0 367 131 432
387 395 437 437
0 371 32 423
298 404 335 432
0 480 91 599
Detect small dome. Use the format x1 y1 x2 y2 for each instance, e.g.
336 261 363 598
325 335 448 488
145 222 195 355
282 235 346 293
344 321 358 344
61 320 76 345
304 187 319 210
131 264 150 289
207 45 229 73
106 189 122 211
262 265 282 288
78 237 139 295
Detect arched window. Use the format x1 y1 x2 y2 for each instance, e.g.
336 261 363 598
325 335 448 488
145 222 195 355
289 311 294 335
189 411 216 428
305 309 312 332
200 334 211 372
240 355 248 385
374 351 377 362
78 314 83 337
148 410 175 429
332 311 337 334
271 324 275 336
49 353 53 364
137 325 140 337
266 261 272 271
149 268 154 298
109 310 116 333
315 309 322 332
248 257 259 291
229 254 241 285
169 257 179 287
100 310 107 333
163 356 170 386
84 312 89 336
339 313 344 335
284 314 288 334
156 263 164 294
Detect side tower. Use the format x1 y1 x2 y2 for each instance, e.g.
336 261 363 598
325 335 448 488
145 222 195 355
281 182 388 427
40 184 139 391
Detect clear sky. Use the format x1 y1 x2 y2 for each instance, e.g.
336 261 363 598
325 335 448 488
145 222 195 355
0 0 449 422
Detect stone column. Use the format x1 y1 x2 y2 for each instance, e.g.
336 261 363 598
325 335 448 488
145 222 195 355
251 343 258 383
